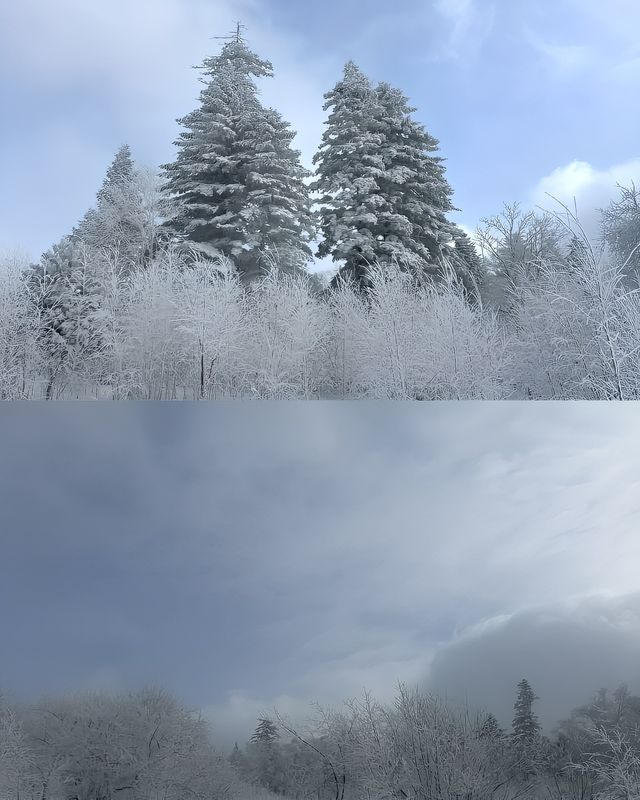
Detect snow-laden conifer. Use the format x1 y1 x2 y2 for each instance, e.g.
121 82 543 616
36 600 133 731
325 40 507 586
162 37 314 281
314 63 461 288
75 145 161 271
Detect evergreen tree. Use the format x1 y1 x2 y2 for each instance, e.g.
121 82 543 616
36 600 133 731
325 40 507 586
479 712 504 739
251 717 279 745
30 237 103 398
512 678 541 742
511 679 544 781
74 145 160 270
313 62 391 287
229 741 245 771
314 62 458 289
601 182 640 284
448 227 485 297
162 34 314 281
567 234 589 273
248 718 284 793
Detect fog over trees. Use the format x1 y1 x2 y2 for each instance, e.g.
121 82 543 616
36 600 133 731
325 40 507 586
3 679 640 800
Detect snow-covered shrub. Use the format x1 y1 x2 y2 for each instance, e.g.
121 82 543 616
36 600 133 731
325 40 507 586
244 267 330 398
0 252 41 398
172 255 246 398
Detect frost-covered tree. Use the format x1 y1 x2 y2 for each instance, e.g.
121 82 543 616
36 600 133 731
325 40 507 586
601 182 640 285
448 227 485 297
20 689 240 800
30 238 104 398
479 712 505 740
251 718 279 746
314 63 458 288
162 35 314 281
75 145 163 272
477 203 566 313
244 267 329 398
248 718 286 794
567 233 589 273
513 679 541 743
122 249 183 399
327 262 509 399
0 251 41 399
172 255 245 398
508 225 640 401
0 699 35 800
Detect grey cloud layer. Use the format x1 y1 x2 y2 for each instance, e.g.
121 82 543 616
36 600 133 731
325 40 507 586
427 593 640 731
0 404 638 744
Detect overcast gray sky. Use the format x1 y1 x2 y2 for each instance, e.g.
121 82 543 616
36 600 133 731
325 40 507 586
1 403 639 746
1 0 640 258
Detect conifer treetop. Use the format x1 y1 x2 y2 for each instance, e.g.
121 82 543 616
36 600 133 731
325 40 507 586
513 678 541 741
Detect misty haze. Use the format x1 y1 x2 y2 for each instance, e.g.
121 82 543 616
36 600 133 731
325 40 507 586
1 403 640 800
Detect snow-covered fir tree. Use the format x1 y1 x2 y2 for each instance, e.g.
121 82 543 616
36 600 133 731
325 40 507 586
248 717 285 794
30 237 104 398
313 62 461 289
74 145 161 271
250 717 279 746
513 678 541 742
566 233 589 273
448 227 485 297
162 34 314 282
313 62 390 287
479 712 505 739
601 182 640 284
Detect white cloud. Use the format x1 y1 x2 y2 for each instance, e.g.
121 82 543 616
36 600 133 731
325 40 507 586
0 0 329 161
531 158 640 234
524 30 593 75
432 0 496 61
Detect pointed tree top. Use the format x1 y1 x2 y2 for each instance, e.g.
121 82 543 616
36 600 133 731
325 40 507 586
212 21 247 43
201 29 273 81
342 60 369 83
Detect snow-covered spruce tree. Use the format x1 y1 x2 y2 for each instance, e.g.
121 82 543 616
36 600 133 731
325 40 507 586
448 227 485 298
248 718 286 794
29 237 104 398
601 182 640 285
74 145 163 271
511 678 545 781
313 63 459 289
162 35 314 282
513 679 541 743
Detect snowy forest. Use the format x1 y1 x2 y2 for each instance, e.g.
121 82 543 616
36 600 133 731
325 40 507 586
2 34 640 399
3 679 640 800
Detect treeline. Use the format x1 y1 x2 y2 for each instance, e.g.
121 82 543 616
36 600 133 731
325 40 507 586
3 679 640 800
2 33 640 399
3 231 640 399
236 679 640 800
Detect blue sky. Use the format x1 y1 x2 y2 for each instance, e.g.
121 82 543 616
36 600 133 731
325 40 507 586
2 403 640 745
1 0 639 260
